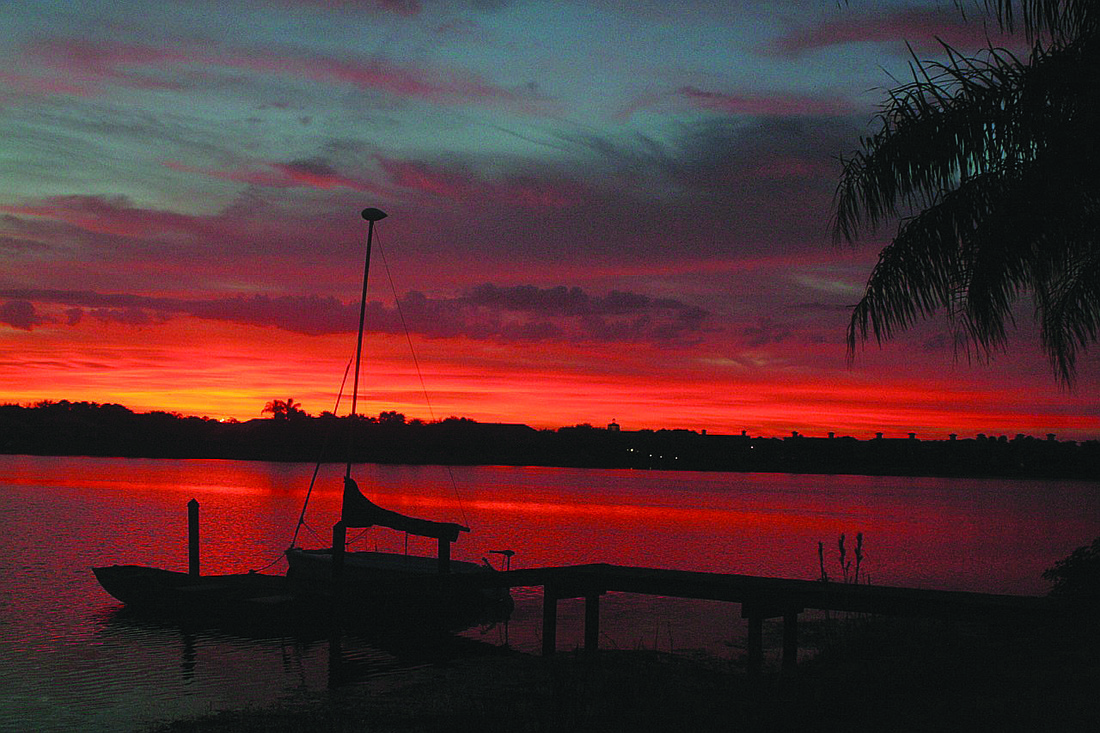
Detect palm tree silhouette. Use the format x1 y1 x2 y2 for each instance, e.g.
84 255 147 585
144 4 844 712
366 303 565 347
262 398 304 420
834 1 1098 384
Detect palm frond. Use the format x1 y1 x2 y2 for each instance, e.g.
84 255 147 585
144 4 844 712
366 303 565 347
833 44 1030 245
974 1 1099 42
836 15 1100 383
1036 229 1100 385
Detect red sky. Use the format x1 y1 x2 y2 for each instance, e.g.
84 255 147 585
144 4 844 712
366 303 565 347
1 1 1096 440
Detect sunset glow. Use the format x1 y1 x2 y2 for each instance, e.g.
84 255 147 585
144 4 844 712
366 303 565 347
1 1 1096 440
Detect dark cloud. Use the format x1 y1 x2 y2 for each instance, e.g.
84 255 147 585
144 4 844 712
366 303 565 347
189 294 360 336
461 284 695 317
742 318 793 347
282 158 338 177
290 0 422 15
0 300 41 330
458 284 709 344
789 301 853 313
378 114 860 274
921 332 953 353
90 307 164 326
2 283 712 346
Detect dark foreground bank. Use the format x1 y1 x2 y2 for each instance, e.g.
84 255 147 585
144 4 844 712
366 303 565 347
150 613 1098 733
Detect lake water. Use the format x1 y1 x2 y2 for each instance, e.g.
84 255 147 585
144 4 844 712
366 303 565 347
1 454 1098 731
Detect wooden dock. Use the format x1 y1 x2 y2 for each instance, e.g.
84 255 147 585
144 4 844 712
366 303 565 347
459 563 1056 675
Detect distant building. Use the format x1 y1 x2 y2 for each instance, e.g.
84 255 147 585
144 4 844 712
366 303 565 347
607 420 620 432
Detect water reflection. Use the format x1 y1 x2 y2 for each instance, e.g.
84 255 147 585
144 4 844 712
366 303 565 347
91 605 436 720
1 455 1098 731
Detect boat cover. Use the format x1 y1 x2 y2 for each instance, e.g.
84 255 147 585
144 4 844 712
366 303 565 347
341 476 468 542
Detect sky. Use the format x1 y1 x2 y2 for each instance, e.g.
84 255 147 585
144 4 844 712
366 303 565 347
1 0 1096 440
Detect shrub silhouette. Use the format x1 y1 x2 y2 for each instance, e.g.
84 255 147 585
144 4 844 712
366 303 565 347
1044 536 1100 600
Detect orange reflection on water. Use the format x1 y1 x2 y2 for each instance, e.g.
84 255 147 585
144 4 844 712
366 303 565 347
2 456 1098 597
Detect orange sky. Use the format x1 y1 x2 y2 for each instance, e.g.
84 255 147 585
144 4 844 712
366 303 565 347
1 1 1096 441
2 312 1095 440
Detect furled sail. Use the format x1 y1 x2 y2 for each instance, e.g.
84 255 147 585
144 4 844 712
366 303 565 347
341 476 468 543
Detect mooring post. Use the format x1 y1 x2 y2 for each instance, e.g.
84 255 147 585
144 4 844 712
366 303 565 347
542 585 558 657
438 537 451 575
584 593 600 654
746 614 763 677
782 610 799 674
332 521 346 580
187 498 199 577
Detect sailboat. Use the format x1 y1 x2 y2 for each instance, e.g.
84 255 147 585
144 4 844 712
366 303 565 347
283 208 512 626
94 208 511 628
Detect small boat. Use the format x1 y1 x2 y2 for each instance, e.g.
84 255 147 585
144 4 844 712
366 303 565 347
284 475 513 627
93 208 512 629
92 565 293 617
283 207 512 627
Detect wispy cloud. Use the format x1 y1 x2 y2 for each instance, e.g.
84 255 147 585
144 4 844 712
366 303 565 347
1 195 199 239
274 0 422 16
24 35 548 109
164 159 385 193
676 86 855 117
770 7 1023 57
376 155 581 208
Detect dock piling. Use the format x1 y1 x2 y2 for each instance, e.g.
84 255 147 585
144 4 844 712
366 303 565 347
438 538 451 575
467 563 1051 675
187 498 199 577
782 610 799 675
584 593 600 654
542 586 558 656
332 522 346 579
746 614 763 676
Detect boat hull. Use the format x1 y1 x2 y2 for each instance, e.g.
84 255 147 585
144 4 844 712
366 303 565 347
285 548 513 628
93 565 293 617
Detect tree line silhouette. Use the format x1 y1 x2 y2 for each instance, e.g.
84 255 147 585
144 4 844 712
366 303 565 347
1 400 1096 479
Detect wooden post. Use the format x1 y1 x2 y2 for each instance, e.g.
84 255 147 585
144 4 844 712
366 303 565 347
327 629 343 690
542 586 558 657
438 537 451 575
584 593 600 654
332 522 346 580
782 610 799 674
746 615 763 677
187 498 199 577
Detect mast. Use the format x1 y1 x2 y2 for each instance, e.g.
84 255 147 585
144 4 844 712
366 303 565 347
346 207 387 480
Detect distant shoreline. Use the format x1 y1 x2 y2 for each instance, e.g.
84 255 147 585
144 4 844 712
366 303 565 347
3 401 1098 480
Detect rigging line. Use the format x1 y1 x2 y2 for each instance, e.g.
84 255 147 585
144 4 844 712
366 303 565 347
375 228 471 531
347 527 371 546
290 357 354 549
250 551 287 573
299 519 325 545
